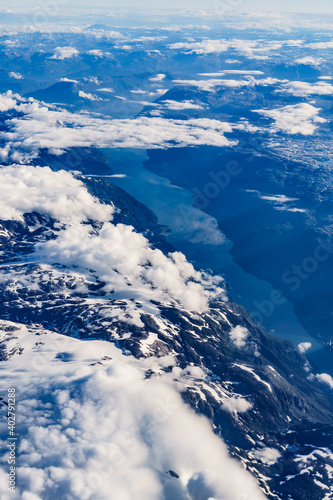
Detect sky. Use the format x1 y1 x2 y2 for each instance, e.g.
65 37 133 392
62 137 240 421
7 0 333 13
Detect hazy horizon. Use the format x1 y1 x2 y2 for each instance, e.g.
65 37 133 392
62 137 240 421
5 0 333 14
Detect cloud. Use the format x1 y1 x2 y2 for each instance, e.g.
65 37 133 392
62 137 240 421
0 95 237 161
169 39 284 59
294 56 323 66
87 49 111 58
253 103 327 135
278 81 333 96
308 40 333 49
199 70 264 76
78 91 103 101
298 342 312 354
229 326 249 348
173 76 285 92
59 77 79 83
0 164 114 223
315 373 333 389
9 71 23 80
96 88 115 93
0 91 16 112
36 224 224 313
149 73 166 82
222 396 253 414
247 190 306 213
161 100 204 110
51 47 79 60
0 164 224 313
170 203 225 245
0 323 266 500
251 447 281 465
172 78 249 91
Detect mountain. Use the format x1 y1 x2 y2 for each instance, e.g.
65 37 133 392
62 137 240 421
0 11 333 499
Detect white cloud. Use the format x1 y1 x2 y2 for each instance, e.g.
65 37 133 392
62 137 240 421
253 103 327 135
222 397 253 414
294 56 322 66
36 224 223 313
161 100 204 110
96 88 115 93
315 373 333 389
0 323 266 500
0 164 224 313
149 73 166 82
229 326 249 348
51 46 79 60
247 190 306 213
87 49 111 58
298 342 312 354
169 39 284 59
199 70 264 76
251 447 281 465
0 164 113 223
260 194 297 203
308 40 333 49
9 71 23 80
0 96 237 161
0 91 16 112
173 76 284 92
278 81 333 96
59 77 79 83
172 78 249 91
78 91 102 101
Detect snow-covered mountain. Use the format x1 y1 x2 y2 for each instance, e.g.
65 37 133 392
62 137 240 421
0 10 333 500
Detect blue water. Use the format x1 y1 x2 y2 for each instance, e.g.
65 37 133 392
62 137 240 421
98 148 333 376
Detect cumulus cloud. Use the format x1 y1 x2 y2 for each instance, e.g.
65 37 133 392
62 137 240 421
253 103 327 135
298 342 312 354
0 164 224 313
36 224 223 312
0 91 17 112
0 324 266 500
278 81 333 96
0 95 237 161
229 326 249 348
51 46 79 60
0 164 113 223
222 396 253 414
9 71 23 79
315 373 333 389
